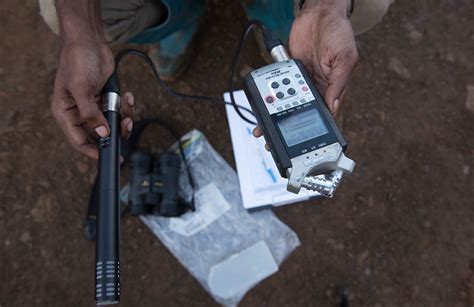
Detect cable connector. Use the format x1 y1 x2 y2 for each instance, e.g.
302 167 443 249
301 170 344 198
261 26 290 62
102 71 120 95
261 26 283 53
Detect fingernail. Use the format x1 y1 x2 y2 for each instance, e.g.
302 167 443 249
252 128 258 137
126 93 134 106
126 119 133 132
95 125 108 137
332 99 340 114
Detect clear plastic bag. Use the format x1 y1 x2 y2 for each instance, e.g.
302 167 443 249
129 130 300 306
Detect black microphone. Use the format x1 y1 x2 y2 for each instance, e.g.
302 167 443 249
95 72 121 305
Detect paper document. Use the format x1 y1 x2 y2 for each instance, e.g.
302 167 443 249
224 90 322 210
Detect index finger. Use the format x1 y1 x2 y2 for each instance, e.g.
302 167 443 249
324 50 358 113
53 103 99 160
69 84 110 138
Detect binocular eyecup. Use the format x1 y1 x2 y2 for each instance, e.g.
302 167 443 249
129 151 190 217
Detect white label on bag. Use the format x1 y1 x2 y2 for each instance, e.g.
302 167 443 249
169 182 231 236
208 241 278 299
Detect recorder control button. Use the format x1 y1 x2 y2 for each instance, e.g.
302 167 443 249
277 107 283 111
295 73 301 78
287 88 296 95
285 104 291 108
282 78 291 85
298 80 305 85
302 86 309 92
265 96 274 103
276 92 284 99
271 82 279 89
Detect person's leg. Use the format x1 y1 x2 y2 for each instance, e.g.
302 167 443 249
39 0 167 44
127 0 205 44
39 0 206 79
241 0 297 45
101 0 167 45
128 0 206 80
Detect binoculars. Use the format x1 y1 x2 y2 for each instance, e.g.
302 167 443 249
129 151 193 217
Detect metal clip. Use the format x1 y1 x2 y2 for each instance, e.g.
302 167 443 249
301 169 344 198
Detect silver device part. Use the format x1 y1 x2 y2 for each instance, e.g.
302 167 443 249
102 92 121 112
287 143 355 194
95 259 120 305
301 170 344 198
97 301 119 306
250 46 356 196
270 45 290 62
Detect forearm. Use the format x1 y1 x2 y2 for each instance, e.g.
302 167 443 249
301 0 352 17
55 0 105 43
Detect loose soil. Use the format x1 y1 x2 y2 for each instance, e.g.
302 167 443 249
1 0 473 306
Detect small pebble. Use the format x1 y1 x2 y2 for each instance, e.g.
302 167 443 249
388 57 411 79
20 232 32 243
409 29 423 44
445 52 455 63
463 165 470 176
365 268 371 276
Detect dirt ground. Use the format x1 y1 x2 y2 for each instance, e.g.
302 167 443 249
1 0 473 306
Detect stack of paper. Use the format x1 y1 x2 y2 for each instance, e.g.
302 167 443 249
224 91 322 210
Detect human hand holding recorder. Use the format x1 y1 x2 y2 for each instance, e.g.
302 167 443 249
51 0 357 159
253 0 357 139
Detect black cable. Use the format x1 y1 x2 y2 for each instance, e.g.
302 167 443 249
110 21 275 203
111 54 202 207
114 48 256 124
128 118 196 208
228 20 263 125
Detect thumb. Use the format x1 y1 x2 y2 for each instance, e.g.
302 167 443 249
324 52 358 114
74 90 110 138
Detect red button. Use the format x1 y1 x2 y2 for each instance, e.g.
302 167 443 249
302 86 309 92
265 96 275 103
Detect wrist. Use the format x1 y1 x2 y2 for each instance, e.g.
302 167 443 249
300 0 352 18
56 0 105 44
59 16 105 45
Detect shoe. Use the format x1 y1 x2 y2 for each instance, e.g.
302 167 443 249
146 22 200 81
128 0 205 80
